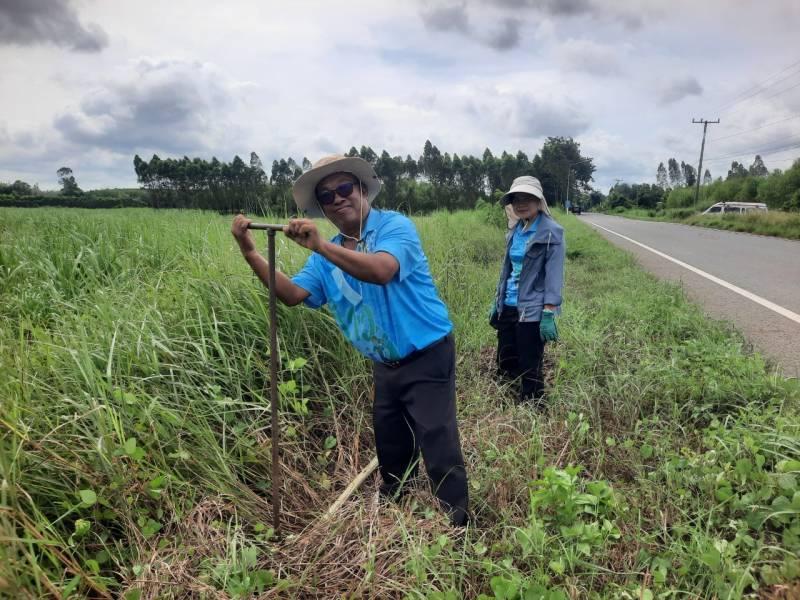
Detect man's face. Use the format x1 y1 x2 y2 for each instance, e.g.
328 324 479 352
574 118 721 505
510 193 540 220
316 172 369 231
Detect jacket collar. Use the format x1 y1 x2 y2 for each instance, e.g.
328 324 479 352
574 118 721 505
515 213 542 234
530 214 562 244
506 213 562 245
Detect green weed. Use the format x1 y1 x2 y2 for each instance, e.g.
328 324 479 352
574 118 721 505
0 207 797 598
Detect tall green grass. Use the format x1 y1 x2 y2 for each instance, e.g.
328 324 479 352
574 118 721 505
683 211 800 240
1 207 798 598
603 206 800 241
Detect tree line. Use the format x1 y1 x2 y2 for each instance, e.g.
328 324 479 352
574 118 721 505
0 167 88 197
654 155 770 191
0 137 597 214
0 166 149 209
666 157 800 211
604 154 799 212
131 137 595 215
656 158 702 189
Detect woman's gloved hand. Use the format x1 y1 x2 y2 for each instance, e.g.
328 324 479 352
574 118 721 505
539 309 559 342
488 302 500 329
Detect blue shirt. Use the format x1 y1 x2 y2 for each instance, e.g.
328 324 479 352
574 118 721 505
505 215 541 307
291 209 452 362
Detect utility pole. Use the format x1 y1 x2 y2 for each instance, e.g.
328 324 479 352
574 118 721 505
692 118 719 210
566 170 571 210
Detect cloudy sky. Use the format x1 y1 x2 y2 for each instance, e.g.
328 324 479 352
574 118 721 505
1 0 799 192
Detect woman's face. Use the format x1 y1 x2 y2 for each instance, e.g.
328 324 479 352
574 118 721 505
510 193 540 220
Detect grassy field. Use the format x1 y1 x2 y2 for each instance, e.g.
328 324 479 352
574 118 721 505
604 207 800 241
1 207 799 599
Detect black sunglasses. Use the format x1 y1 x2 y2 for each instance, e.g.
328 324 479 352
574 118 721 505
316 181 358 205
509 194 539 204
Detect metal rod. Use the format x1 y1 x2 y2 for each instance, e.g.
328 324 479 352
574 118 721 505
247 223 286 231
266 228 281 537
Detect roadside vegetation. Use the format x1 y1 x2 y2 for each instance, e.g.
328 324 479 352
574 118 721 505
603 206 800 241
1 206 798 599
599 158 800 240
683 210 800 239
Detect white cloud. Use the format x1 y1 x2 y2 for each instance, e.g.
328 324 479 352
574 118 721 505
1 0 799 190
468 88 591 138
54 58 250 156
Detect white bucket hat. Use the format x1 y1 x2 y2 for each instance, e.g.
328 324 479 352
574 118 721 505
292 154 382 218
500 176 551 215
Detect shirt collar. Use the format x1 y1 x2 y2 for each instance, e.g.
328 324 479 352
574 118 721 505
517 213 542 233
332 207 381 244
361 207 381 235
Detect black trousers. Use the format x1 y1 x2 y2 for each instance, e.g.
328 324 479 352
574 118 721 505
372 334 469 526
496 307 546 402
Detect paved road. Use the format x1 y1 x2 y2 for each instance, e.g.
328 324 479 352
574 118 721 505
579 213 800 378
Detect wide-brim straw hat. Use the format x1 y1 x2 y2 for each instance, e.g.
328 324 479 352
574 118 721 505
292 154 382 218
500 175 550 215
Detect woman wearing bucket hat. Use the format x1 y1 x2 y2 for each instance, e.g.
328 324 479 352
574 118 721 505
490 176 565 406
231 154 469 526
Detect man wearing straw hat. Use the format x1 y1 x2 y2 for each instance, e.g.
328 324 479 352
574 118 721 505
231 154 469 526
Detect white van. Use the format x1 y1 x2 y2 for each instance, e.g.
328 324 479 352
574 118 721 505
702 202 768 215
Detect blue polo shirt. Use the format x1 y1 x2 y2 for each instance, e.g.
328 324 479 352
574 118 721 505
505 215 541 307
291 209 452 362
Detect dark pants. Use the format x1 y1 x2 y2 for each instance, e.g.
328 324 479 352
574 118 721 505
496 307 546 402
372 334 469 526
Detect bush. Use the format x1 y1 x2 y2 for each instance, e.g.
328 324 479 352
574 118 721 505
0 193 148 209
666 160 800 212
665 186 697 208
474 198 508 229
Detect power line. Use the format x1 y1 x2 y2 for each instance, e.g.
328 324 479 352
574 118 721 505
703 138 800 163
703 152 800 175
718 68 800 114
704 143 800 163
706 135 800 160
716 57 800 113
760 155 800 165
720 57 800 105
722 79 800 118
708 114 800 142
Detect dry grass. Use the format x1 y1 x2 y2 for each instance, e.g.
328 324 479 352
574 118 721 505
3 208 798 598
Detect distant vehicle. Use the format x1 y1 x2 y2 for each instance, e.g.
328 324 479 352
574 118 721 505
702 202 768 215
568 204 582 215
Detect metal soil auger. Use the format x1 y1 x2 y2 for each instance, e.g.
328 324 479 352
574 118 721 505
246 222 286 537
245 221 381 537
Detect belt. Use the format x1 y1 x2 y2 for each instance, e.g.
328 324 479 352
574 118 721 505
379 334 450 369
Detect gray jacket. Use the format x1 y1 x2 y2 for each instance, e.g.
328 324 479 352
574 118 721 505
493 214 565 322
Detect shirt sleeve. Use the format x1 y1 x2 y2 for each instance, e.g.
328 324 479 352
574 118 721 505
373 214 424 281
291 254 327 308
